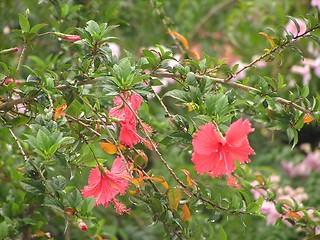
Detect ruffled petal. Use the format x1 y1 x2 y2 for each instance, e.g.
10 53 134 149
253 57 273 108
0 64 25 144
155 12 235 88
225 118 254 148
192 151 219 175
192 123 224 155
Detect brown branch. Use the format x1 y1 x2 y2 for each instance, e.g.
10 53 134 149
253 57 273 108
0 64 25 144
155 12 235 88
0 78 99 111
16 39 28 76
148 0 185 54
8 128 29 162
65 114 101 137
226 23 320 82
119 94 188 189
151 72 313 115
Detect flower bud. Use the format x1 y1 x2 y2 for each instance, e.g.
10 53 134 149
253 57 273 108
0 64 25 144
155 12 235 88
53 32 81 42
78 221 88 232
0 47 19 55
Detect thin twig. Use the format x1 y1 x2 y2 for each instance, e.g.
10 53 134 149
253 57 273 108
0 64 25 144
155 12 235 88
16 39 28 76
151 71 314 115
8 128 29 162
189 0 239 40
148 0 185 54
0 78 99 111
119 94 188 189
226 23 320 82
65 114 101 137
153 90 174 121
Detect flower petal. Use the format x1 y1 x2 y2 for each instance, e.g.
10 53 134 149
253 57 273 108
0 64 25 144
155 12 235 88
192 123 224 155
225 118 254 147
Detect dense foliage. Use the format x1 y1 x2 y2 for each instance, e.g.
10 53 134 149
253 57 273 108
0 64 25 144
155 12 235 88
0 0 320 239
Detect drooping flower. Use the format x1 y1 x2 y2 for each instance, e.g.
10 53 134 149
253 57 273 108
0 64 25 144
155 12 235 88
109 91 153 149
109 92 142 121
192 118 255 178
81 157 130 207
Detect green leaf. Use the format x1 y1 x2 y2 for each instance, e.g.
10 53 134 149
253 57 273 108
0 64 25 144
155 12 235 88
218 226 227 240
43 197 64 212
295 114 305 130
301 85 309 98
48 175 66 193
20 178 45 195
162 89 191 103
29 23 47 33
80 197 95 214
160 132 192 146
167 188 182 211
286 127 298 149
65 188 83 208
18 13 30 32
0 222 8 239
205 93 230 118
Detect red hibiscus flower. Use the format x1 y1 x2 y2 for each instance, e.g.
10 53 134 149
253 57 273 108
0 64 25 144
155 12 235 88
81 157 130 207
109 91 153 149
192 118 255 177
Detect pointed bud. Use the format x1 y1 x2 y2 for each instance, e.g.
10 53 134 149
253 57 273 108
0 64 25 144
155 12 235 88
53 32 81 42
0 47 19 55
78 221 88 232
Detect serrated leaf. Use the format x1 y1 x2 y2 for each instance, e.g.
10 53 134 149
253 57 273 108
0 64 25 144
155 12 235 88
18 13 30 32
163 89 191 103
160 132 192 146
48 175 66 193
65 188 83 208
205 93 230 117
21 178 45 195
80 196 95 214
43 197 64 211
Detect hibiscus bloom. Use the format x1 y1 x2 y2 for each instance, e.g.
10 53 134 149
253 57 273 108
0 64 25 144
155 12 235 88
109 91 153 149
81 157 130 207
192 118 255 177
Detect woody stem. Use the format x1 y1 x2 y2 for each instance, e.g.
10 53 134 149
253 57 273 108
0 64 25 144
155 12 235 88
119 94 188 189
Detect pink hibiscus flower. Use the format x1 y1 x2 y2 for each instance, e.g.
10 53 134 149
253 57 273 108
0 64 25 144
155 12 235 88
109 91 153 149
192 118 255 177
81 157 130 207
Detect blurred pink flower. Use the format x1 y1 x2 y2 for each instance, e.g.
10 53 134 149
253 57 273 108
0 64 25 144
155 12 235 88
231 61 247 82
12 93 26 114
108 42 120 58
282 150 320 177
304 57 320 77
251 175 308 226
285 18 307 37
252 55 267 69
81 157 130 208
261 202 282 225
192 118 255 177
311 0 320 11
291 64 311 85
